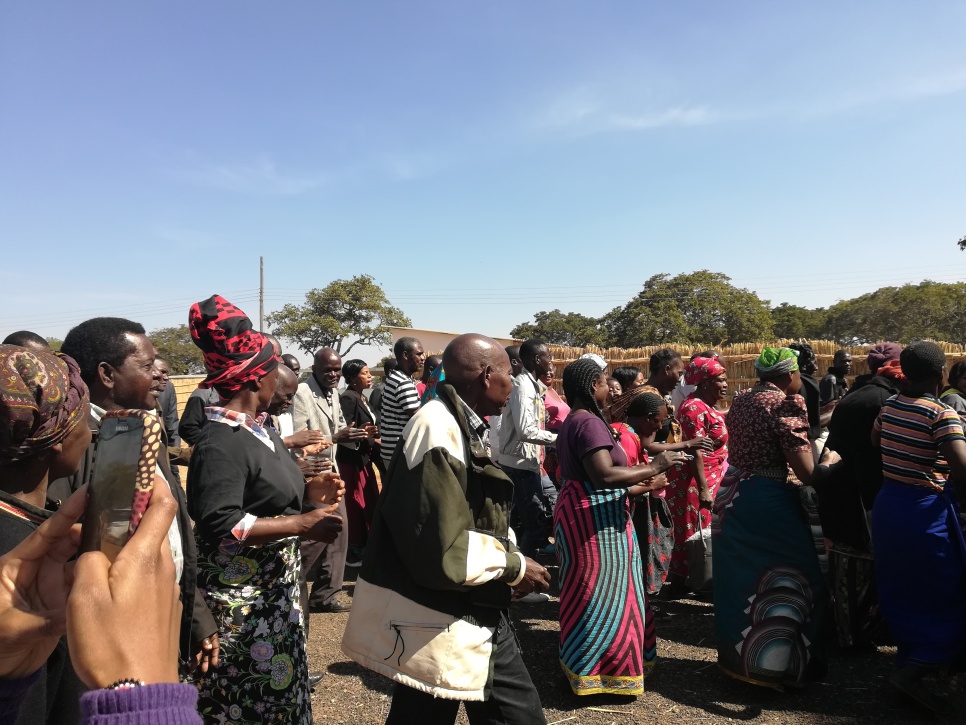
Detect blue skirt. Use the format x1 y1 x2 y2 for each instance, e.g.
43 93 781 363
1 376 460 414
871 479 966 668
712 473 827 689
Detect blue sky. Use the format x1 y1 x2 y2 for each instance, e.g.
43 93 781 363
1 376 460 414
2 2 965 364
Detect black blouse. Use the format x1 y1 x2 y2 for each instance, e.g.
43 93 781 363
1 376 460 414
187 422 304 544
338 389 376 466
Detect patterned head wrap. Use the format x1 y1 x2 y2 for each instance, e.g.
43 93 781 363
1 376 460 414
562 358 608 424
875 359 906 383
0 345 90 464
866 342 902 370
684 356 726 386
189 295 279 394
579 353 607 370
754 347 799 377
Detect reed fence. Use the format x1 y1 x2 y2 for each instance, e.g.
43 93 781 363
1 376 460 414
546 340 966 402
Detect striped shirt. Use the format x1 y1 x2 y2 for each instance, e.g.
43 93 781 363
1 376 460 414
874 394 965 490
380 369 421 464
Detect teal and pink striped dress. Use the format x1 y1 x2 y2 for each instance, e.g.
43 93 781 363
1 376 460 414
553 411 655 696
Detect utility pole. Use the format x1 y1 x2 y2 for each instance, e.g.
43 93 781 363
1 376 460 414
259 256 265 332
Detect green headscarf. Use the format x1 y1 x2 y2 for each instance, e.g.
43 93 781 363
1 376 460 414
754 347 799 377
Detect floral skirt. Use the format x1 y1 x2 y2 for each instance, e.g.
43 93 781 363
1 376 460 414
194 535 311 725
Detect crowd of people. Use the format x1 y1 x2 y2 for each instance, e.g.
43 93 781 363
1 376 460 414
1 297 966 724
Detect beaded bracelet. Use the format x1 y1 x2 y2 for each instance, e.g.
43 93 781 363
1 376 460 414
106 679 145 691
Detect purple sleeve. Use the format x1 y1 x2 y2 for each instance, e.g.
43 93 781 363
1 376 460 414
81 683 202 725
0 670 42 721
572 415 615 460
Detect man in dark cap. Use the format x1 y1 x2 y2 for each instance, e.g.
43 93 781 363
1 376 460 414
343 334 550 725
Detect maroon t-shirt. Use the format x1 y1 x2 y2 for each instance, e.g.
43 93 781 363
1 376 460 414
556 411 627 482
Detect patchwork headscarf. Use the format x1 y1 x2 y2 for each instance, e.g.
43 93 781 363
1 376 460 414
755 347 799 377
876 359 906 383
867 342 902 371
189 295 279 394
0 345 90 464
684 356 726 386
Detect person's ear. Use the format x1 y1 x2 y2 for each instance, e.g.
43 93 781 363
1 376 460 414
481 364 492 390
97 362 115 391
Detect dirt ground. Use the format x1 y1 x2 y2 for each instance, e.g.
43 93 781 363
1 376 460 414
306 566 965 725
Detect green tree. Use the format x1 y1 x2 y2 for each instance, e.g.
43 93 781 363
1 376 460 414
46 337 63 352
958 233 965 251
266 275 411 356
149 325 206 375
771 303 828 339
510 309 607 347
603 270 774 347
824 281 966 345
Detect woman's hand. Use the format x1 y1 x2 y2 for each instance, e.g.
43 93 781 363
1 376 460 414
305 472 345 505
638 472 669 493
698 490 715 509
819 447 842 467
653 450 690 471
298 507 343 543
67 480 181 688
684 437 714 453
0 486 87 680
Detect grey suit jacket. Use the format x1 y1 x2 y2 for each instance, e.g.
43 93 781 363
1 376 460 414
292 375 352 472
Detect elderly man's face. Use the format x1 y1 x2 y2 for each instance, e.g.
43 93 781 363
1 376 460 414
481 358 514 417
314 353 342 390
110 334 163 411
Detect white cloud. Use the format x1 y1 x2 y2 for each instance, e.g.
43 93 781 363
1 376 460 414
173 153 325 196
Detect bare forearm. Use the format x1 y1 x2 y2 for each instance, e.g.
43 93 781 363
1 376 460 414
244 515 304 546
641 439 691 455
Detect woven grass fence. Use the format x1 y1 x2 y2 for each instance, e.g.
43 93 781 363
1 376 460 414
547 340 966 402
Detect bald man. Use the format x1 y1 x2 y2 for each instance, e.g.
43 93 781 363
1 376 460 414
343 334 550 725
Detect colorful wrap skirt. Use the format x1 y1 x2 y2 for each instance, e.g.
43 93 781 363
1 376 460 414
554 480 655 695
712 472 827 689
871 479 966 668
194 535 311 725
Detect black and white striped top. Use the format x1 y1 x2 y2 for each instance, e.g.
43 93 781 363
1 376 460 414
379 369 421 464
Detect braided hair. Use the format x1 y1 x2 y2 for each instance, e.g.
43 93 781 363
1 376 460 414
625 391 665 419
563 358 609 428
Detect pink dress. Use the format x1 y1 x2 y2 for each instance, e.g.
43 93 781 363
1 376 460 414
666 395 729 578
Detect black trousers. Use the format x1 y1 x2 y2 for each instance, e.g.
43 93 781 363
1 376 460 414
385 612 546 725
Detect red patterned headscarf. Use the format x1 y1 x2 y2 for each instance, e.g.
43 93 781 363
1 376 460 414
876 358 906 383
684 356 726 386
0 345 90 464
189 295 279 394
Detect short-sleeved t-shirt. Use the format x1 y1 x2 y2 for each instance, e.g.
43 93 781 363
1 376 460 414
556 411 627 482
380 369 421 463
725 381 809 479
874 394 965 490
